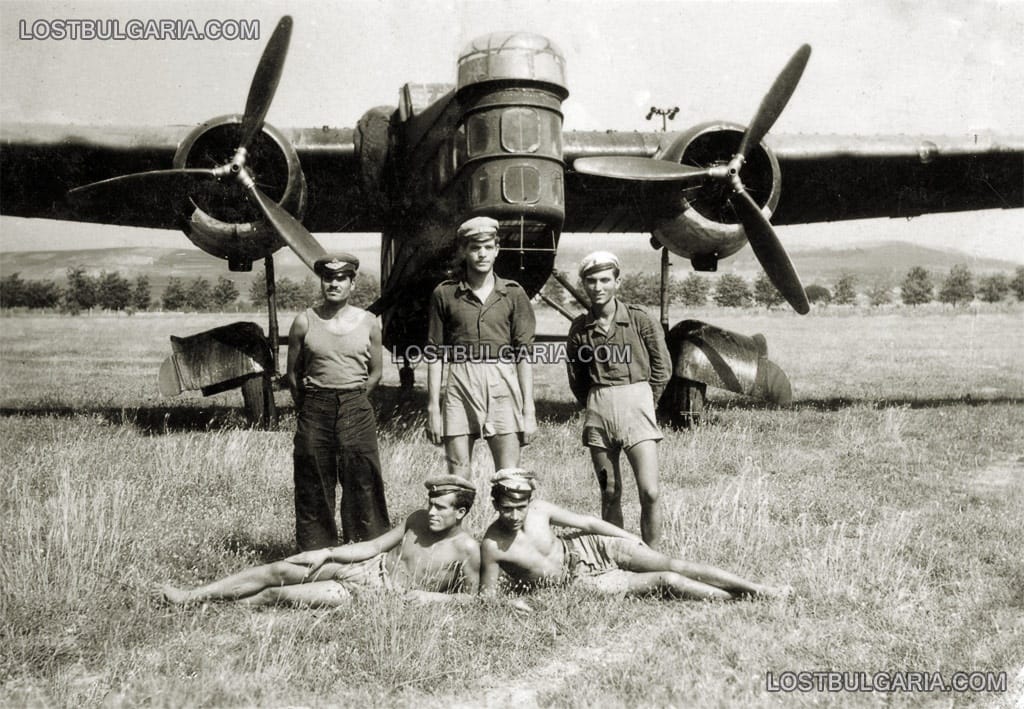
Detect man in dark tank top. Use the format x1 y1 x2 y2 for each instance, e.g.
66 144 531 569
285 254 390 550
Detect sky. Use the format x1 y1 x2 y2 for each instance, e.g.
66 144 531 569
1 0 1022 262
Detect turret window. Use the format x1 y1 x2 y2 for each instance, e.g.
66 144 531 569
501 108 540 153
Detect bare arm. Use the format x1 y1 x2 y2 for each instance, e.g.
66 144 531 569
285 519 406 568
478 538 503 596
517 359 536 442
460 537 481 594
365 316 383 396
425 288 445 445
474 537 533 613
285 312 309 406
426 359 444 445
541 500 645 545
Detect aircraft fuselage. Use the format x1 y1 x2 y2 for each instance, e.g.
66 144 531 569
372 33 571 349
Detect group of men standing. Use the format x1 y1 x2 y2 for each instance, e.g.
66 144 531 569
285 214 671 553
161 216 787 607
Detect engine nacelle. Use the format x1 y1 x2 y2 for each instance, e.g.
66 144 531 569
172 115 307 271
646 122 781 267
354 106 395 202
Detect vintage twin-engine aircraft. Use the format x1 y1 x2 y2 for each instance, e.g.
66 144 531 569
2 17 1022 426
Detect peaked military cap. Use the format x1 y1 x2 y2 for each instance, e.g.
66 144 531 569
490 468 537 501
456 216 500 243
424 474 477 496
578 251 621 278
314 253 359 278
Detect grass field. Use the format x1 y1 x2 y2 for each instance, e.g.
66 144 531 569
1 305 1023 707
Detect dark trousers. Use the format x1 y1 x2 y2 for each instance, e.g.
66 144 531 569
293 388 390 550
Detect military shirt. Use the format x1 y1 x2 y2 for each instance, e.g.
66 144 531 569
566 299 671 405
427 275 536 361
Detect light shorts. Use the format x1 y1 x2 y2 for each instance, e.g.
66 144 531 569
327 552 394 592
560 533 647 594
582 381 663 450
443 360 525 438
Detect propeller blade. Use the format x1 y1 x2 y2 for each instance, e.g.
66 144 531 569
246 184 327 271
68 168 221 206
238 16 293 152
729 188 809 314
574 156 712 183
737 44 811 160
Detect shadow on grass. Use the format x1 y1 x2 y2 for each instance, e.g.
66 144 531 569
0 404 253 433
717 395 1024 413
2 393 1018 436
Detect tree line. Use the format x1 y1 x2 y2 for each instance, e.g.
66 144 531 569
1 268 380 312
3 264 1021 313
542 265 1024 309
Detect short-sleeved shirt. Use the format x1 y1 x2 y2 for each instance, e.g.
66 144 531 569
566 300 671 405
427 275 536 361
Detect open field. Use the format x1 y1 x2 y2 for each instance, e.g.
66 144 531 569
2 306 1023 707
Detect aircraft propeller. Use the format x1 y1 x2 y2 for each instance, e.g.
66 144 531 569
573 45 812 314
68 15 327 271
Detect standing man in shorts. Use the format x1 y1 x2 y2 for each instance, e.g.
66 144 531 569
567 251 671 547
426 216 537 477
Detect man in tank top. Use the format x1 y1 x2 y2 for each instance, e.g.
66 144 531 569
286 254 390 551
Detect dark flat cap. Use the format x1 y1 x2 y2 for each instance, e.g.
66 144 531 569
424 474 477 495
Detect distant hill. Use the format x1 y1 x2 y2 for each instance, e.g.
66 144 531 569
1 238 1018 296
0 245 379 296
551 236 1020 286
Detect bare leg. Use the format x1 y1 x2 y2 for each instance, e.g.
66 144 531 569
161 561 341 605
444 435 474 477
624 440 661 547
590 446 623 528
486 433 520 470
584 570 734 601
614 542 788 598
240 580 354 608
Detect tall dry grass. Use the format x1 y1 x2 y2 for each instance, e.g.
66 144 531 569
1 307 1022 706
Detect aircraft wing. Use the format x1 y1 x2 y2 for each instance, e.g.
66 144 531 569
0 122 368 232
562 130 1024 232
5 124 1021 234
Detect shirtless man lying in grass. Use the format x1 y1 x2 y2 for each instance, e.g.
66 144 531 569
480 469 790 600
161 476 480 607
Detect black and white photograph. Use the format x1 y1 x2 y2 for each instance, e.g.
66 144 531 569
1 1 1022 705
